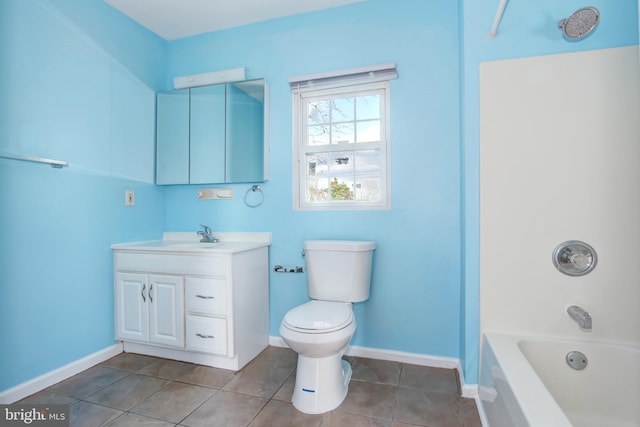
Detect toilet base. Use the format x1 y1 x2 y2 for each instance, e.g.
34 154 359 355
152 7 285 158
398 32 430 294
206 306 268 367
291 354 352 414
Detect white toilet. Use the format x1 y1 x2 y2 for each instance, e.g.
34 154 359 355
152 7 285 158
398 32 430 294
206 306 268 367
279 240 376 414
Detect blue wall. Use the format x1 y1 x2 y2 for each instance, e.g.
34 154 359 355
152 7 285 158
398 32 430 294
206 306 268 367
163 0 464 361
0 0 166 391
1 0 638 393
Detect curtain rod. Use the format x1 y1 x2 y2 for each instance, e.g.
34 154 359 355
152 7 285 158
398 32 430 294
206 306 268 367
489 0 508 37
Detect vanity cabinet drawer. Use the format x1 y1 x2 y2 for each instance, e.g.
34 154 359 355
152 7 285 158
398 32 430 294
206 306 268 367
186 315 227 355
185 277 227 315
115 252 226 276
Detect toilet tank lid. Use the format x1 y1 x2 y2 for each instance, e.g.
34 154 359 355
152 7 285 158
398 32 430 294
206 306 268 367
304 240 376 252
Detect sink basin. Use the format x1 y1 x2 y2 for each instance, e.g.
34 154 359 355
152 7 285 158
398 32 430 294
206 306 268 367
111 232 272 254
171 242 220 248
142 240 220 248
129 240 179 247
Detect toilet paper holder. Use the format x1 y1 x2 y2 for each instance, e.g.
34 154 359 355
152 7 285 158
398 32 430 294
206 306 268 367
274 265 304 273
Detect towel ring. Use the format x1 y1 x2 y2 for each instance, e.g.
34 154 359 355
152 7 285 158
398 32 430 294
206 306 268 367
244 185 264 208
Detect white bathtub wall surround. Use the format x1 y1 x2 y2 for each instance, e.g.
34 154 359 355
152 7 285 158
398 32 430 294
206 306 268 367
481 333 640 427
479 45 640 345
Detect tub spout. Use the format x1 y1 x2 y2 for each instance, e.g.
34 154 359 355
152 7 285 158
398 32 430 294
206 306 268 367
567 305 592 330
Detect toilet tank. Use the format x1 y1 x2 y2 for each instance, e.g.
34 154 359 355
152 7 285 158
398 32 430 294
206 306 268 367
304 240 376 303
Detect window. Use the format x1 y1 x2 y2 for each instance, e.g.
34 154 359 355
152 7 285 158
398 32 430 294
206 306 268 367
291 64 394 210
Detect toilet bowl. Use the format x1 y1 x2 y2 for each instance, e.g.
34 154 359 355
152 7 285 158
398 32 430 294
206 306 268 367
279 300 357 414
278 240 375 415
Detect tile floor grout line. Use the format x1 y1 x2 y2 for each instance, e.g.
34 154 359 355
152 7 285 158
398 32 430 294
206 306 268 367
243 396 271 427
18 348 481 427
388 363 405 423
173 386 219 426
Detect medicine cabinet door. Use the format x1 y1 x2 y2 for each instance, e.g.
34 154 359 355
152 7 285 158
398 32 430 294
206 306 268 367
190 84 226 184
226 80 265 182
156 90 189 184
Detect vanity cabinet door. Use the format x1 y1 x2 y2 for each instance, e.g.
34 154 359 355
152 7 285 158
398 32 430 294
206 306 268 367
115 272 184 348
115 273 149 342
148 275 184 348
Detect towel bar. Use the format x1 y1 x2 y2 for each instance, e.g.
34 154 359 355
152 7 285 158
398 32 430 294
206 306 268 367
0 152 69 168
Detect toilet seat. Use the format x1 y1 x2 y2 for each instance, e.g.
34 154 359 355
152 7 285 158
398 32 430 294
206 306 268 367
283 300 353 334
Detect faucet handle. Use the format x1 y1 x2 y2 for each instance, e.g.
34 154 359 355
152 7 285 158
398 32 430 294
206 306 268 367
200 224 212 234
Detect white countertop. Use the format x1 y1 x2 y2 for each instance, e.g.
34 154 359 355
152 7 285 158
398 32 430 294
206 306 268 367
111 232 271 254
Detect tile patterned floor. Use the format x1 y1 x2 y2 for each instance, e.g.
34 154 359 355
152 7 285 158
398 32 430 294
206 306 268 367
18 347 482 427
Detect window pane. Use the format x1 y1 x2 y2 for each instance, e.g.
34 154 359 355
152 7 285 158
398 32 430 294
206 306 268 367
306 177 329 202
331 123 354 144
306 153 328 176
356 120 380 143
329 151 354 175
355 150 380 174
356 95 380 120
307 100 330 125
308 125 330 145
354 176 380 202
331 97 355 122
330 176 355 201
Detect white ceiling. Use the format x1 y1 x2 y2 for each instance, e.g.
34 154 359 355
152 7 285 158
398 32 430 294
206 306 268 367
104 0 365 41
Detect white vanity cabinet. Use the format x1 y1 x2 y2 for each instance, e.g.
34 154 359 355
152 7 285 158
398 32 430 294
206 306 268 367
112 233 270 371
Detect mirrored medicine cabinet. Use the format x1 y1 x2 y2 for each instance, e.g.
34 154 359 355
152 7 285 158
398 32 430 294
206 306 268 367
156 79 268 185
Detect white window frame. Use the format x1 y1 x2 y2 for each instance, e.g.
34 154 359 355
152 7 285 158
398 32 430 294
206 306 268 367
292 75 392 211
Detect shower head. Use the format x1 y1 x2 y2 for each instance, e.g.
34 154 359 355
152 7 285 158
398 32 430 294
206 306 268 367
558 7 600 41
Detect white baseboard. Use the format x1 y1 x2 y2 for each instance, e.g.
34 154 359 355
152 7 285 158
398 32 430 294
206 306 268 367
461 383 479 398
3 338 482 409
0 343 123 404
269 336 479 399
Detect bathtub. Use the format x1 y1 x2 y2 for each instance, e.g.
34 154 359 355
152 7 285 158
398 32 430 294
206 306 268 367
479 333 640 427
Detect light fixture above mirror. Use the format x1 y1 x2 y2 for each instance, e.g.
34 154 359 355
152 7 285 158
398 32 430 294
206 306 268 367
174 67 246 89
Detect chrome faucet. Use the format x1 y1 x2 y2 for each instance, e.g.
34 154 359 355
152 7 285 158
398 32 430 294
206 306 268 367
197 224 219 243
567 305 592 330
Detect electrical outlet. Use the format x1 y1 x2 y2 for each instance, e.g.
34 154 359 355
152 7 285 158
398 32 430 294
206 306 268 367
125 190 135 206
